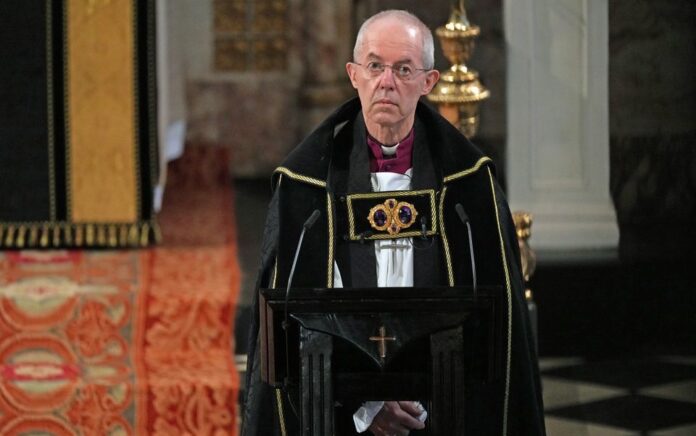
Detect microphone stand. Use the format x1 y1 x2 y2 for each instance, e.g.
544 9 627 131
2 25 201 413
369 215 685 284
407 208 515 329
282 209 320 418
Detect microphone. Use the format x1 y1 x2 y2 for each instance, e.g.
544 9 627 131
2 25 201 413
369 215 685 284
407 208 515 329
303 209 320 230
454 203 468 226
283 209 321 417
286 210 321 310
455 203 477 298
358 230 373 243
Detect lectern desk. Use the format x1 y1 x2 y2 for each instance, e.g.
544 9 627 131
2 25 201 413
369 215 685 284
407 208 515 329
260 286 503 435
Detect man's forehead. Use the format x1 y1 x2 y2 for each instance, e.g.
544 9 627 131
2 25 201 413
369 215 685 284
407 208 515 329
360 24 422 62
364 51 417 65
363 19 420 44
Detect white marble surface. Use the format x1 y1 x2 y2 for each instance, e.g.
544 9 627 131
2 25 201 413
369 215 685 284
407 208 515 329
505 0 619 250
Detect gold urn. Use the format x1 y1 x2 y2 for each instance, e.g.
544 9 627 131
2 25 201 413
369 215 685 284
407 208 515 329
428 2 490 138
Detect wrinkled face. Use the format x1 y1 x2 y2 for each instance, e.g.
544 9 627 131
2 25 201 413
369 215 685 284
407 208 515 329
346 18 439 131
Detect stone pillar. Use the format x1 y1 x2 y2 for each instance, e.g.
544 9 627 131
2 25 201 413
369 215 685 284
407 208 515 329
155 0 188 210
504 0 618 250
299 0 354 134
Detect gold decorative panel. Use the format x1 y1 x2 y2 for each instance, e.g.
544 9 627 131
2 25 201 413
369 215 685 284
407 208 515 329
213 0 288 72
68 0 137 222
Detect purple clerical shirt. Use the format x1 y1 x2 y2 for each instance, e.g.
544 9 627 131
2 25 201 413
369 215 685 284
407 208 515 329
367 129 414 175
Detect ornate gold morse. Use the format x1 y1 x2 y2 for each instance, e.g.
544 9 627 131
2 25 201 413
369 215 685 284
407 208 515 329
367 199 418 235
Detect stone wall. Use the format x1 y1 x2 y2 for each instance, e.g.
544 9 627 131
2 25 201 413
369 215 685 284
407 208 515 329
183 0 355 177
609 0 696 260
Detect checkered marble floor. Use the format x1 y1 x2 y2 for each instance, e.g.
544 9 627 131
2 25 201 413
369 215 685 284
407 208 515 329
541 356 696 435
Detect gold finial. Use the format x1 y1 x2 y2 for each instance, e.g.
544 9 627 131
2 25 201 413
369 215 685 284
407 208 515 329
428 1 490 138
512 211 536 283
445 1 471 31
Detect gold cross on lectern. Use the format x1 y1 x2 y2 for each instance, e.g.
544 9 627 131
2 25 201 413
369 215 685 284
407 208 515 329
369 326 396 360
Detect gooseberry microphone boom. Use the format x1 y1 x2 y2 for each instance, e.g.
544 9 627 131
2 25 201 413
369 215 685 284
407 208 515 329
455 203 477 299
282 208 320 418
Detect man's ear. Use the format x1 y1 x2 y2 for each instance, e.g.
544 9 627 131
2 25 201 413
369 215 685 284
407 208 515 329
346 62 359 89
421 69 440 95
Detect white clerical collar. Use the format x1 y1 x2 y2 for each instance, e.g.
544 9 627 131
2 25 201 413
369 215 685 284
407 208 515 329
381 143 399 156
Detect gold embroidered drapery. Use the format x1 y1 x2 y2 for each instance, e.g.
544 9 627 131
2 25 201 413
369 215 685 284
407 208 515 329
0 0 159 248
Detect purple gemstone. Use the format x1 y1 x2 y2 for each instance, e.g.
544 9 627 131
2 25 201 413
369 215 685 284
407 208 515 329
398 206 412 224
374 210 387 226
388 200 395 207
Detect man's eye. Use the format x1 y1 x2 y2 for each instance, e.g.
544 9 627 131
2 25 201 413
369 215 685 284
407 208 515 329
396 65 413 77
366 62 383 72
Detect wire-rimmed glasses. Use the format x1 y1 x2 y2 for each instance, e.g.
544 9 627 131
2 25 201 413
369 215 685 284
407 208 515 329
352 61 430 81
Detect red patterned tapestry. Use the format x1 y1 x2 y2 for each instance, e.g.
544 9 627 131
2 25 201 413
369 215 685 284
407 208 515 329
0 147 240 435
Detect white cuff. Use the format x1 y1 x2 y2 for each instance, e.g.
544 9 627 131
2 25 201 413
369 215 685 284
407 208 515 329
352 401 428 432
414 401 428 422
353 401 384 433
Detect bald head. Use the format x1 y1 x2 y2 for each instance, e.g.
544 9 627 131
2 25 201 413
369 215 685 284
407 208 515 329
353 10 435 70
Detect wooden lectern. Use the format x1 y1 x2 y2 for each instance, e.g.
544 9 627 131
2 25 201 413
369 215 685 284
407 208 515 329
260 286 503 435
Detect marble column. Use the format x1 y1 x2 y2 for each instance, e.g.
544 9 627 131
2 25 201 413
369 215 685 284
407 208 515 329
504 0 618 250
299 0 355 134
155 0 188 210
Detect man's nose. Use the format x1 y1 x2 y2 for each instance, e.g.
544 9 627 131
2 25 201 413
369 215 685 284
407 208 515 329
377 66 397 89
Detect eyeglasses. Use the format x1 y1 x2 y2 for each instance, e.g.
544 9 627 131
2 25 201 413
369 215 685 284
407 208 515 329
353 61 430 81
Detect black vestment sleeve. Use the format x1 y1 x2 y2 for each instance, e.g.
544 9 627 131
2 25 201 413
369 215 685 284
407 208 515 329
494 182 547 436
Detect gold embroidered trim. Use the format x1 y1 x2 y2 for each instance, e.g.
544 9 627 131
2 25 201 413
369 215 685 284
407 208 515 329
353 231 430 241
146 0 158 209
326 192 334 288
346 189 437 241
275 388 288 436
274 167 326 188
152 222 162 246
346 189 435 200
131 0 143 221
443 156 492 183
17 227 27 248
4 226 15 247
46 0 56 222
51 226 58 246
271 174 283 290
0 221 160 248
41 224 50 247
438 186 455 286
487 167 512 436
63 0 71 219
28 227 38 247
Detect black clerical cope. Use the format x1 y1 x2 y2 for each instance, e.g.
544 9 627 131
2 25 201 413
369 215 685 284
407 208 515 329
259 286 503 435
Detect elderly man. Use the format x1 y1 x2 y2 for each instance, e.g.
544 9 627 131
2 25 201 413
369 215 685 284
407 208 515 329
242 9 545 436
